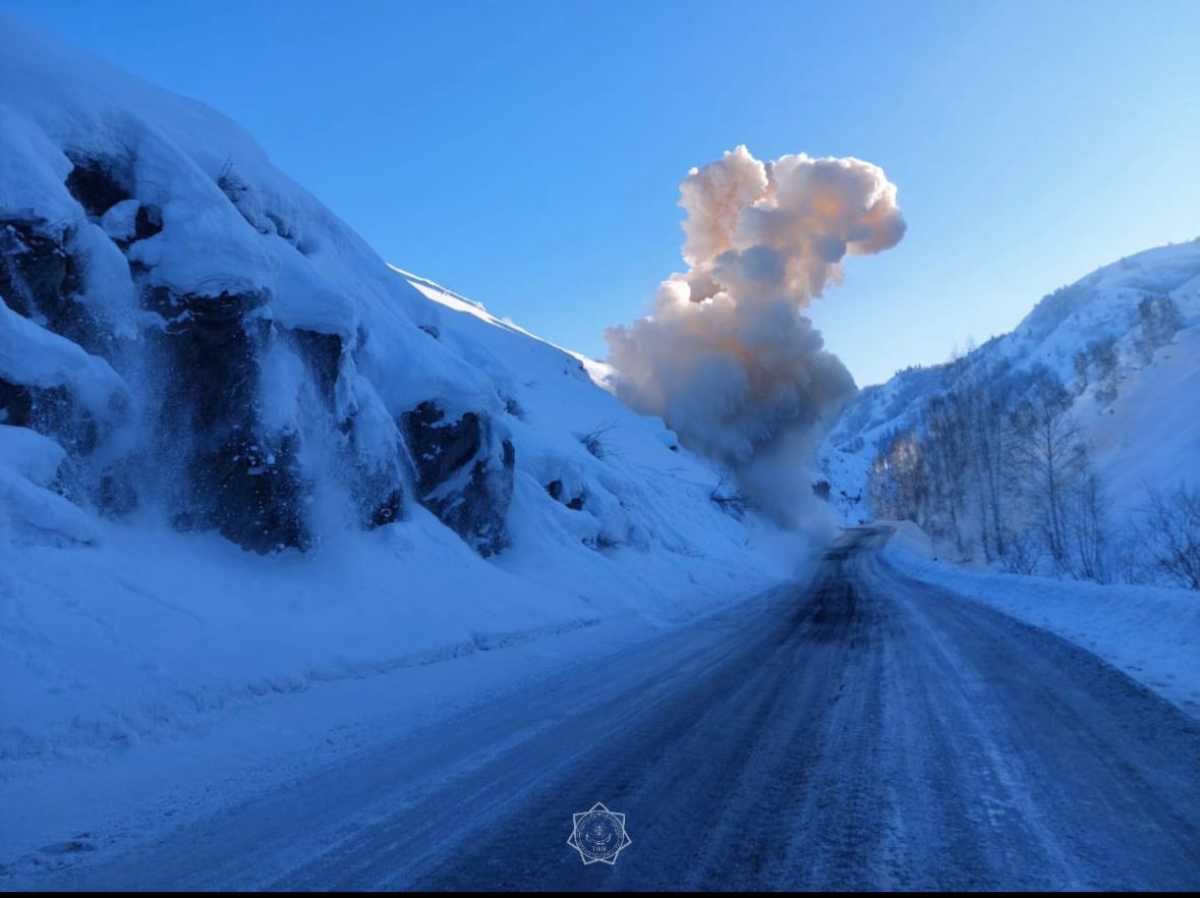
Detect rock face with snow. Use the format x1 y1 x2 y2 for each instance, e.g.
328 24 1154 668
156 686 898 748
0 22 517 554
402 401 515 556
0 17 772 577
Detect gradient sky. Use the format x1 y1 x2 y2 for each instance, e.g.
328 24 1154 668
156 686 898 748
6 0 1198 386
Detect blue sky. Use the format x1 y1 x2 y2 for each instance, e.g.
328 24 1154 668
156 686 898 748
7 0 1199 385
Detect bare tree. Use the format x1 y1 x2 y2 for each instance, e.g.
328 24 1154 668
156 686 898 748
1069 470 1110 583
577 422 617 460
868 428 930 525
1135 483 1200 590
925 393 971 555
1001 528 1043 575
1010 376 1088 571
959 371 1017 562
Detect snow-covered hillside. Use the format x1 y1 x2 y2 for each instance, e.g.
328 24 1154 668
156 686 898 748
0 18 799 781
820 240 1200 538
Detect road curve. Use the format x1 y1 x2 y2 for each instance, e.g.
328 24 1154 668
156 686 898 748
38 527 1200 889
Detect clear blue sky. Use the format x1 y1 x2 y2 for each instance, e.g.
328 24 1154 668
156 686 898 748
7 0 1199 385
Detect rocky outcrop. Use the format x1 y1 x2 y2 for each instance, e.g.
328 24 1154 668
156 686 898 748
64 155 132 219
187 430 308 553
1 100 531 558
150 288 312 553
287 328 406 532
0 219 109 356
0 193 407 553
402 401 514 556
291 329 343 406
0 221 80 318
546 479 585 510
0 220 107 462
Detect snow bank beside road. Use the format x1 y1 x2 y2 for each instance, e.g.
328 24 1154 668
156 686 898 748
0 522 804 877
1 509 787 775
884 530 1200 717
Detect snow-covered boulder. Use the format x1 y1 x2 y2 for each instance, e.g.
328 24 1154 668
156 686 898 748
0 424 95 544
403 402 515 557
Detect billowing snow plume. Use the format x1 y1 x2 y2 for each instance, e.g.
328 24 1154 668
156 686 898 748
606 145 905 520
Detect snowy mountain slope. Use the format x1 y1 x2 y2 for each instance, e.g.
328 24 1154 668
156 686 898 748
1086 324 1200 504
819 240 1200 529
0 19 799 778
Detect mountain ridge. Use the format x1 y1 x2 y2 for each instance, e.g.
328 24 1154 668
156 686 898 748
819 238 1200 571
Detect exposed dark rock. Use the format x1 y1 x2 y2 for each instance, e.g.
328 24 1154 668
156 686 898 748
367 487 403 529
152 289 266 434
64 157 132 219
134 204 163 241
344 422 406 531
503 395 525 419
0 219 111 357
0 379 98 456
215 163 250 207
1 221 81 316
0 378 34 427
0 218 122 516
35 386 98 457
152 289 312 553
190 430 309 554
418 324 440 340
215 163 275 236
578 426 612 459
289 330 406 531
583 531 620 552
402 401 515 556
404 402 482 490
545 478 584 510
710 480 748 518
96 462 139 518
292 329 342 406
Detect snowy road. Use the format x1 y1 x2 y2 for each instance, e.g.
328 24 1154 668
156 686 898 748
39 528 1200 890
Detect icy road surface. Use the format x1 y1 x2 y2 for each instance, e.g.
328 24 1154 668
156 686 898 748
36 528 1200 890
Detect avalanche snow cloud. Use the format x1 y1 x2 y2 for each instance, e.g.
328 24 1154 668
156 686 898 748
606 146 905 516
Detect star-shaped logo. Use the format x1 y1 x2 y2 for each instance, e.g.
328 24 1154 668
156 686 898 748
567 801 632 865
